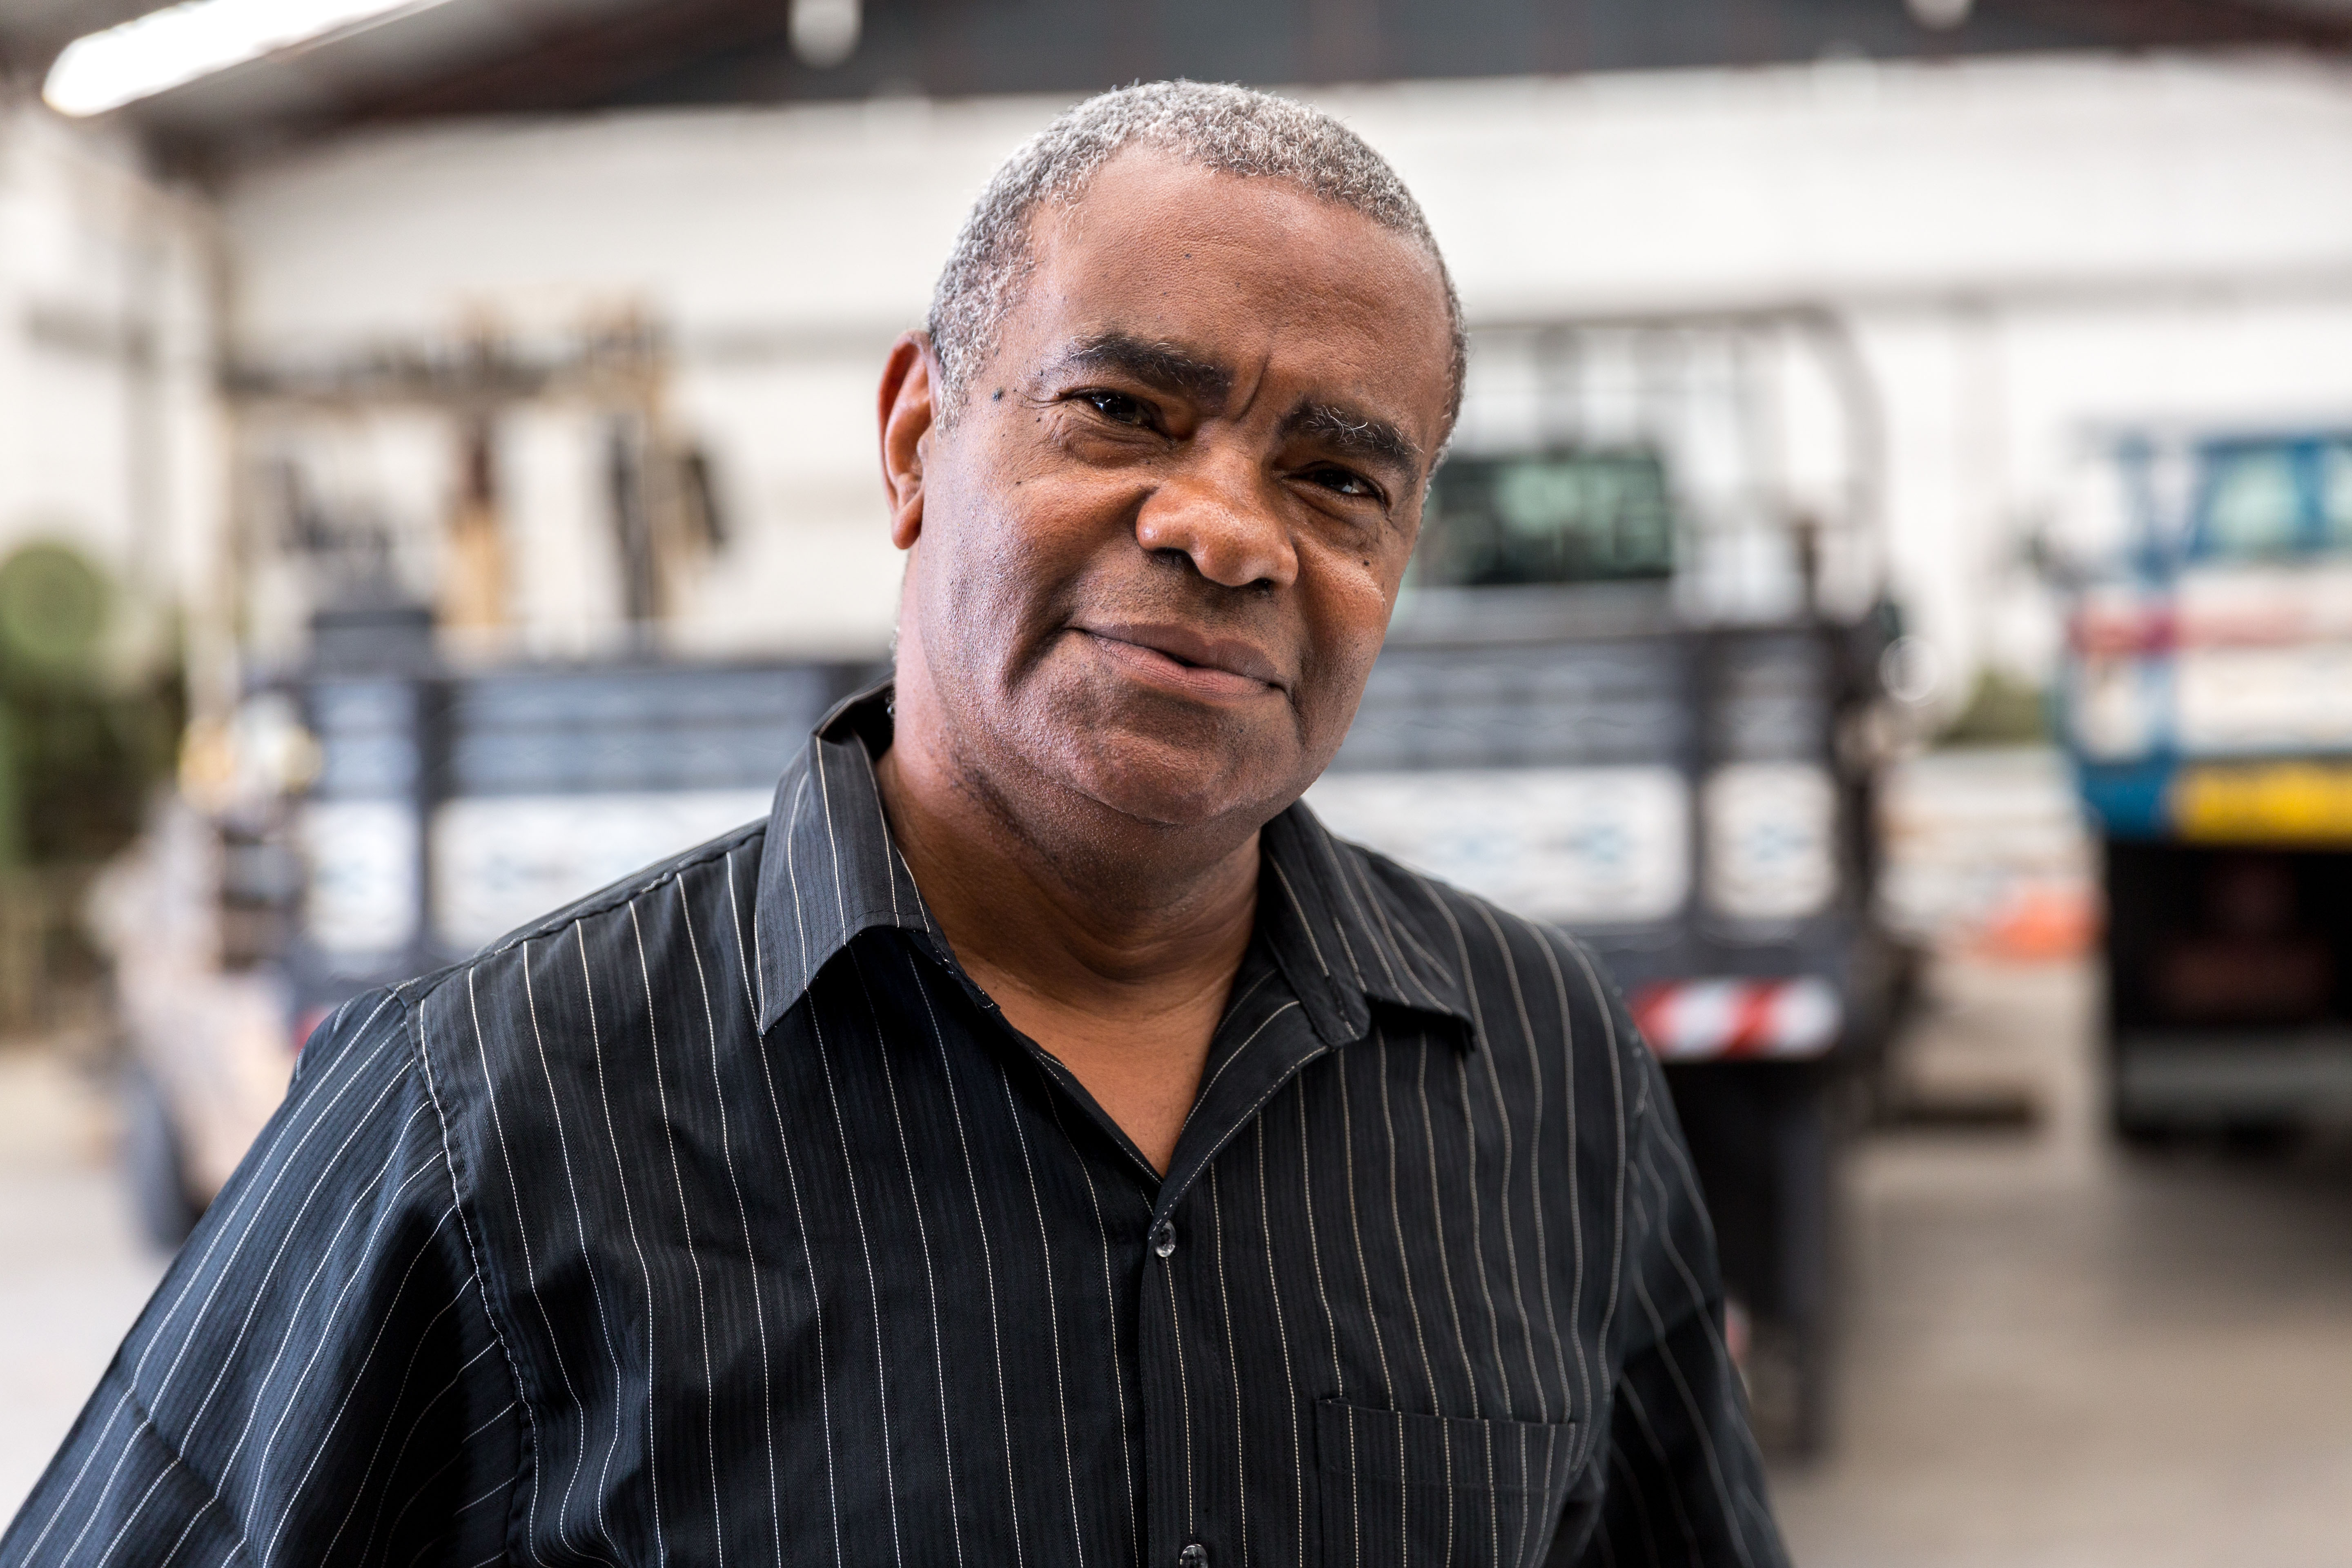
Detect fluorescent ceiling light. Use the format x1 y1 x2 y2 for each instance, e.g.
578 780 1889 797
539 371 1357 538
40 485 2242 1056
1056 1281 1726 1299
44 0 458 118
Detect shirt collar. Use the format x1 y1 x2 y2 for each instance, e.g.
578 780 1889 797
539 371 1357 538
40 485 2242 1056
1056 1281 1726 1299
1255 797 1479 1049
754 681 1478 1047
753 682 934 1033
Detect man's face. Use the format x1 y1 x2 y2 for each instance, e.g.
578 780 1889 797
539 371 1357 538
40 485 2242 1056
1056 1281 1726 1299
895 149 1457 837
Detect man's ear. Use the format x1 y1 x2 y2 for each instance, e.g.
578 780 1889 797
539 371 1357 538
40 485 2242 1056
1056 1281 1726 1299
878 332 939 552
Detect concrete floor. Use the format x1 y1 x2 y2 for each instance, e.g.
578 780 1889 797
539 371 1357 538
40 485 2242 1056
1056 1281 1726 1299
4 964 2352 1559
1774 959 2352 1567
0 1046 165 1526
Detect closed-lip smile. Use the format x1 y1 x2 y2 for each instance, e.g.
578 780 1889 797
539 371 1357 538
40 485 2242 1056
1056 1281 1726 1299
1074 622 1287 701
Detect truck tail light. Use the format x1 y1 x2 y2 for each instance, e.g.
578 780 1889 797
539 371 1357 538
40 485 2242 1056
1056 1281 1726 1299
2069 599 2174 657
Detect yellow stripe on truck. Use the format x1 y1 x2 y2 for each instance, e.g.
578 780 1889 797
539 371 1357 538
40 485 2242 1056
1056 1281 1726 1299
2173 762 2352 844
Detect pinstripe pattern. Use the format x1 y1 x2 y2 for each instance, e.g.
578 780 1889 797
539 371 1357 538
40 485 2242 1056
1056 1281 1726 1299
3 684 1783 1568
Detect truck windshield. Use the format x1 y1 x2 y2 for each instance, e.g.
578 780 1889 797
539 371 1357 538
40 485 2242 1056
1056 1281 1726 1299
1414 450 1675 587
2192 437 2352 559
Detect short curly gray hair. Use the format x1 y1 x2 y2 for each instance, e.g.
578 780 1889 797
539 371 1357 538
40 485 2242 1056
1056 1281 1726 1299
927 80 1465 432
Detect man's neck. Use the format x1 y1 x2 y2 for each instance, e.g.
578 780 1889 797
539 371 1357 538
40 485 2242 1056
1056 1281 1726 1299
872 683 1260 1175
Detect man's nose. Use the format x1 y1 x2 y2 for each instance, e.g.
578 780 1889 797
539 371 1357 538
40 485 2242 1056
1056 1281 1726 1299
1133 452 1299 591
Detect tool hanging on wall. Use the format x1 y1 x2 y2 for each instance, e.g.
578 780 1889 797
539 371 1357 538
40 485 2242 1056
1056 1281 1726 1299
230 307 723 654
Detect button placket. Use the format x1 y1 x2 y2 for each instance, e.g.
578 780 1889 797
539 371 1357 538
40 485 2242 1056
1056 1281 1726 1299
1140 1191 1218 1568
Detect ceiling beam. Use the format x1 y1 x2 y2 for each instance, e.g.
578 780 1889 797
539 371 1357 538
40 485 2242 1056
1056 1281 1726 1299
324 0 790 121
114 0 2352 166
1990 0 2352 49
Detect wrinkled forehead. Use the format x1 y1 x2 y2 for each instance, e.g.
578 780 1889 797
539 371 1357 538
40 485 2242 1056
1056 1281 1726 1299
1011 151 1458 433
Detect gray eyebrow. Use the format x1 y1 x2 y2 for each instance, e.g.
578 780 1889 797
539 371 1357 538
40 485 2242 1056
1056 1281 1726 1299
1282 399 1421 476
1051 331 1421 478
1056 332 1234 407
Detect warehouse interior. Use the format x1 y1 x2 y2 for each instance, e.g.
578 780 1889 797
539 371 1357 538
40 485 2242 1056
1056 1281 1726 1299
5 1 2352 1560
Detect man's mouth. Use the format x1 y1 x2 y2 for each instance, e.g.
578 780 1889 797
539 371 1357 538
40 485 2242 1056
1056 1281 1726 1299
1072 623 1286 702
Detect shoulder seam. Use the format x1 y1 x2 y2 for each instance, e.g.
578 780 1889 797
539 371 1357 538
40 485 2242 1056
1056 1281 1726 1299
402 982 540 1548
125 1356 236 1519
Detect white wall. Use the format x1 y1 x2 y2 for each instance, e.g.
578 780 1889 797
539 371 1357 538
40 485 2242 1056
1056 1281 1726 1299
215 52 2352 676
0 98 220 678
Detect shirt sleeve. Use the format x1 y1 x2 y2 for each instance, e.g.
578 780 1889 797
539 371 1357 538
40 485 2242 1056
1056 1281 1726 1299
0 988 523 1568
1581 1008 1791 1568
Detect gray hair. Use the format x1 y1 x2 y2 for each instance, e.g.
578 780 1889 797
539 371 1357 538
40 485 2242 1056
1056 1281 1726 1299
927 80 1465 432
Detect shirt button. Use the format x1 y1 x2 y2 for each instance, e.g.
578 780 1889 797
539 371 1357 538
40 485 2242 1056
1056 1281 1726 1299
1179 1545 1208 1568
1151 1221 1177 1259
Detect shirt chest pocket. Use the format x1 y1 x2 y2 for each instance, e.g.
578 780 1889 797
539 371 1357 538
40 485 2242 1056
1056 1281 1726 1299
1314 1399 1578 1568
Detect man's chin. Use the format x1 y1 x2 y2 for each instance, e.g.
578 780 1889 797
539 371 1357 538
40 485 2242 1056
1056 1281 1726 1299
1047 734 1295 835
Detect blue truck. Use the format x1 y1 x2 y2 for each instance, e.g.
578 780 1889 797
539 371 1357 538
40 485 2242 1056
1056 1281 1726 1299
2060 429 2352 1143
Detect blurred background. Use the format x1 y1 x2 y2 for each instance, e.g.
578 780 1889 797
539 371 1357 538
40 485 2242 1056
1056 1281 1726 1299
5 0 2352 1559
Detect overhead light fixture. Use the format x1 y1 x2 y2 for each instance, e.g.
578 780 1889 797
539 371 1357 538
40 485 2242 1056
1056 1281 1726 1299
44 0 458 118
789 0 861 69
1906 0 1973 28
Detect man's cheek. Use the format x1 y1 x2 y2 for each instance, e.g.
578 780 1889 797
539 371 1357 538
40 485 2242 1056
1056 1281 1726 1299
1311 571 1401 659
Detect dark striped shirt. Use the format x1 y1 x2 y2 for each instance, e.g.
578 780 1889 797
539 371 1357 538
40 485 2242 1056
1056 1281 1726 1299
5 685 1785 1568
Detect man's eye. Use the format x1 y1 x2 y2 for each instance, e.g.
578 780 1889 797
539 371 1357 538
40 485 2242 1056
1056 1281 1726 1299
1307 465 1381 501
1078 390 1151 426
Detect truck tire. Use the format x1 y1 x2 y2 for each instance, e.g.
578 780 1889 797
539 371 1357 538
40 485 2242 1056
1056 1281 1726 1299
121 1063 201 1251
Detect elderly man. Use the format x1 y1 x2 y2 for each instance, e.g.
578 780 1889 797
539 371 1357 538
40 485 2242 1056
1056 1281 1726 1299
5 82 1784 1568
